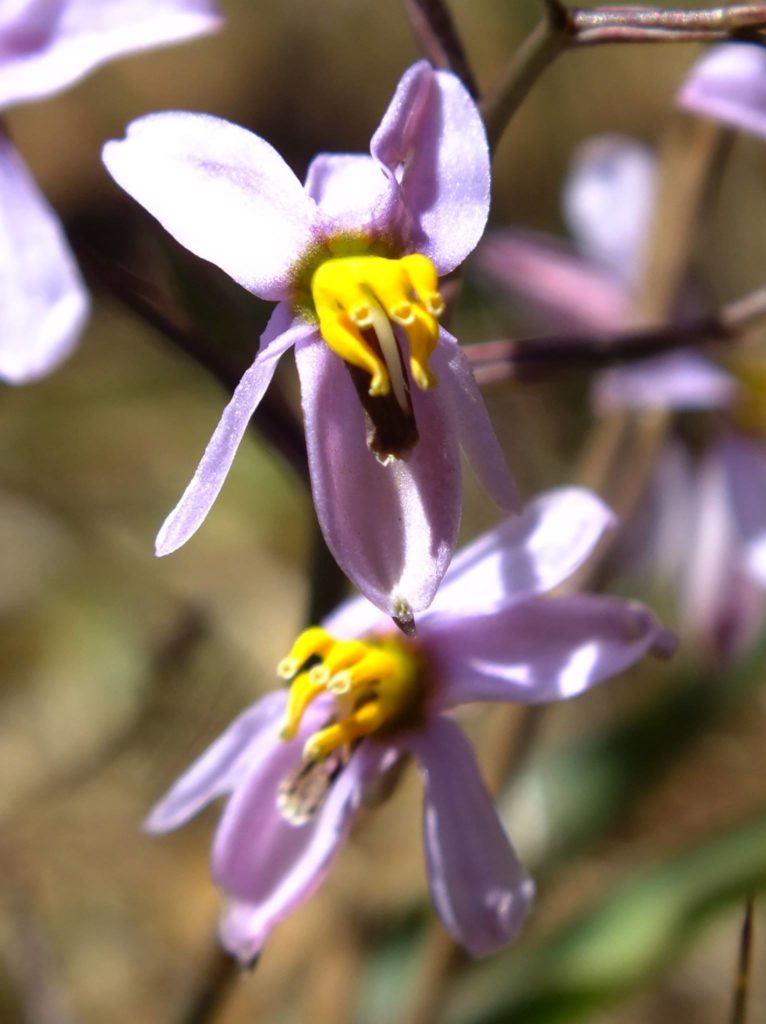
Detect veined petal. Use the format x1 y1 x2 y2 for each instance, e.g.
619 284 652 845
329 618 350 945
0 136 88 382
371 61 490 275
407 717 534 958
155 307 314 556
430 595 674 710
434 329 518 511
215 739 387 963
103 112 322 300
295 338 461 619
427 487 614 619
595 352 738 414
304 153 403 240
563 135 656 288
473 229 632 332
0 0 222 111
678 44 766 139
144 690 288 833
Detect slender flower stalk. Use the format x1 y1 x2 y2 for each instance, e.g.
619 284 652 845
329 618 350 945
0 0 222 384
145 488 674 963
103 61 518 625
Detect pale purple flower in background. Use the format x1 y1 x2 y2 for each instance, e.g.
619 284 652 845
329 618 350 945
102 60 516 625
638 433 766 662
145 487 674 962
0 0 222 383
472 134 736 414
679 43 766 139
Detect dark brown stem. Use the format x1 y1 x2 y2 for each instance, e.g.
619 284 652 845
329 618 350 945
403 0 480 97
730 895 756 1024
174 946 241 1024
464 281 766 384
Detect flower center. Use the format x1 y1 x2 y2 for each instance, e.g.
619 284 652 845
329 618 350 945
310 254 445 406
275 625 424 762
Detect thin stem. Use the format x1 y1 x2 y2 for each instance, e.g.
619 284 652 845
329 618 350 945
730 895 756 1024
573 3 766 44
403 0 479 96
481 3 570 152
465 279 766 385
482 2 766 152
174 946 242 1024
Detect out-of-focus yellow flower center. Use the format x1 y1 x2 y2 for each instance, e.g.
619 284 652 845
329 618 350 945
276 626 423 762
726 353 766 436
310 254 444 403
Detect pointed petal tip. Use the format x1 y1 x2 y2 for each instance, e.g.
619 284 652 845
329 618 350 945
392 598 417 636
219 903 267 966
464 875 536 959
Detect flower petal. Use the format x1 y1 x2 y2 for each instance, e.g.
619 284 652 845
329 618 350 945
296 337 462 618
155 306 314 556
215 739 388 963
103 112 322 300
429 594 675 710
0 136 88 383
0 0 222 110
304 153 403 240
715 431 766 592
595 352 738 414
677 438 760 657
321 593 387 641
434 329 518 511
563 135 656 287
371 61 490 275
144 690 288 833
678 44 766 140
472 229 632 332
427 487 614 619
406 717 534 958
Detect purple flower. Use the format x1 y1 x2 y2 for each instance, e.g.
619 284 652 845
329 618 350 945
473 135 736 414
635 433 766 662
102 61 517 624
678 43 766 139
0 0 222 384
145 487 674 961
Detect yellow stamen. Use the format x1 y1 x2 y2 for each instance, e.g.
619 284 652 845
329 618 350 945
277 629 424 762
277 626 335 680
310 254 444 397
280 670 325 741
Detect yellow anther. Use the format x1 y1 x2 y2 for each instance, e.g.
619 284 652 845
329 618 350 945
309 663 331 686
277 628 424 761
279 671 326 741
322 639 372 677
317 308 390 396
303 701 390 762
310 253 444 397
404 304 439 391
277 627 335 680
328 671 352 695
